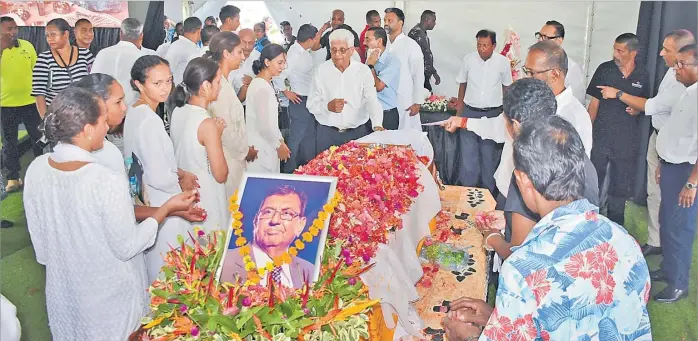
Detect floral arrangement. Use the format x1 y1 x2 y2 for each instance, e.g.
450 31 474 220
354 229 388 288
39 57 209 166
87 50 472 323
295 142 424 261
420 95 459 114
500 27 522 81
419 240 473 273
134 142 428 341
135 228 378 341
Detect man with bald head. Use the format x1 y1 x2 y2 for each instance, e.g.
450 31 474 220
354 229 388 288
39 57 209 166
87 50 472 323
319 9 360 60
229 28 261 105
596 29 695 256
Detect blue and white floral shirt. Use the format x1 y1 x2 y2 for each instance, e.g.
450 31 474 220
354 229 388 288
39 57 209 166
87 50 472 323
481 199 652 341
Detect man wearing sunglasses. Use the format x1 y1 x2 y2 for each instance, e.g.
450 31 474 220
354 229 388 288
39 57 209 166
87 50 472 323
595 29 695 257
220 185 314 288
535 20 586 104
586 33 650 227
652 43 698 303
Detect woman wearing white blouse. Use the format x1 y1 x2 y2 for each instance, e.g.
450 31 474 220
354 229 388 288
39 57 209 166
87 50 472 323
246 44 291 173
206 32 258 198
169 57 229 234
24 87 196 341
123 55 199 282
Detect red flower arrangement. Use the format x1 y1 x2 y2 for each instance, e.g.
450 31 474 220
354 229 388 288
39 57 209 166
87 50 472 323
295 142 424 261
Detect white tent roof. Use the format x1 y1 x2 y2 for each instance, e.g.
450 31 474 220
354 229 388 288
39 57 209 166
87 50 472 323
168 1 641 99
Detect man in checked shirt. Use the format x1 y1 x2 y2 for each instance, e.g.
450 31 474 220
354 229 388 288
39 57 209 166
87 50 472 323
408 10 440 91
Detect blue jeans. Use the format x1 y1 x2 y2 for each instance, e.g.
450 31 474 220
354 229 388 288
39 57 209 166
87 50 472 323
659 161 698 290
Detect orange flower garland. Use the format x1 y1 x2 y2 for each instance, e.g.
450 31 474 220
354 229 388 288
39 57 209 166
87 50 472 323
227 190 343 286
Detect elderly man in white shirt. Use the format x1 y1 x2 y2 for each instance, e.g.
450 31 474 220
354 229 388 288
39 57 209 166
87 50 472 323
444 41 592 203
307 29 384 154
91 18 155 107
653 44 698 303
274 24 328 173
536 20 586 103
383 8 425 131
229 28 261 106
164 16 203 84
596 30 695 257
454 29 513 196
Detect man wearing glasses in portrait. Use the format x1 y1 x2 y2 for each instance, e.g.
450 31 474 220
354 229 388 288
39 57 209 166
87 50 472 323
220 185 314 288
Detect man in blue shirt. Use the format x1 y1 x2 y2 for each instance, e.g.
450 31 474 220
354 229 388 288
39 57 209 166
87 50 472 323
365 27 401 130
442 115 651 341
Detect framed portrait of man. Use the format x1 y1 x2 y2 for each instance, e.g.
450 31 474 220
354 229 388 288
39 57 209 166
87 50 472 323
216 173 337 288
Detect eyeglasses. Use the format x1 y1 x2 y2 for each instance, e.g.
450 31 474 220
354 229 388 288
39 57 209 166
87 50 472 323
258 208 300 221
535 32 560 41
521 66 555 77
675 60 697 69
330 47 351 55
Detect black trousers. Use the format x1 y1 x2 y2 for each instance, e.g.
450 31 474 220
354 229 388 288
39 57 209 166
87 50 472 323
315 122 371 156
383 108 400 130
424 77 433 92
591 148 637 225
1 104 44 179
283 97 317 174
458 105 504 196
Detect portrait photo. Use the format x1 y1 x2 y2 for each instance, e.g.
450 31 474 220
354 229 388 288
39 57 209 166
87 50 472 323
217 173 337 288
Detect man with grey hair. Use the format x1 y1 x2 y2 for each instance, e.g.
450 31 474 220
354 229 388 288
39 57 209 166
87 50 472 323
91 17 155 106
596 29 695 256
307 28 384 155
587 33 649 226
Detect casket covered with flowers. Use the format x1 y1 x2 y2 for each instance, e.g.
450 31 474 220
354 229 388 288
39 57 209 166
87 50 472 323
133 142 427 341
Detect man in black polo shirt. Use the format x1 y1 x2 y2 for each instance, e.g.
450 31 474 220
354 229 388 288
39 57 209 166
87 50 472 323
587 33 650 225
480 78 599 260
319 9 360 61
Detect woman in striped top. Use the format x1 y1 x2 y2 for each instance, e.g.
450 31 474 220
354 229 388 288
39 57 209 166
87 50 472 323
32 18 94 118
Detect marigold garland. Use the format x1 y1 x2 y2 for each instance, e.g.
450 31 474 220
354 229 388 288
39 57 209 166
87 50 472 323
227 190 343 286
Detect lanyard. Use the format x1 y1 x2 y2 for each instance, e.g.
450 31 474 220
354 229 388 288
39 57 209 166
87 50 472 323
55 46 75 83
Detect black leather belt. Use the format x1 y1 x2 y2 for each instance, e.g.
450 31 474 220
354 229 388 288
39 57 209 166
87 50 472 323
465 104 502 112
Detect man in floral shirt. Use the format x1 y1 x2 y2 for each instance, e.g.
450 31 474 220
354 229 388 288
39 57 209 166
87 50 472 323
442 116 651 341
408 10 439 91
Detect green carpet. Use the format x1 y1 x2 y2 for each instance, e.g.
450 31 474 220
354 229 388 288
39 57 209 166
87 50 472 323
1 162 697 340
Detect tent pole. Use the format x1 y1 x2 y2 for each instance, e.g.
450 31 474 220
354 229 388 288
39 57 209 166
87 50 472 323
582 1 596 87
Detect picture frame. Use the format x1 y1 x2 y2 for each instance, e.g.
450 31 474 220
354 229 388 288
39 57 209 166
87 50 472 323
216 172 338 288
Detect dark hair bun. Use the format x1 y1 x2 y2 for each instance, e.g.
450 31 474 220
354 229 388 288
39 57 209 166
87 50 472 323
252 59 263 75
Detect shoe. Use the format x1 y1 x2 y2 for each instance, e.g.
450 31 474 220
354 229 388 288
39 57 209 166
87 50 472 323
641 244 662 256
5 179 23 193
650 269 666 281
654 286 688 303
0 220 13 228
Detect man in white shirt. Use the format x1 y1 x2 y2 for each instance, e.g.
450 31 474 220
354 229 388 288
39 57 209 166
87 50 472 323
219 5 241 33
652 44 697 303
307 29 384 155
536 20 586 103
165 16 202 84
596 29 695 257
229 28 261 106
383 7 425 131
454 29 513 195
275 24 327 172
91 18 155 107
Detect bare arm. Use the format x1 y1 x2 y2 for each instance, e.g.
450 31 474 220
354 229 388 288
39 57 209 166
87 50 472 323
371 68 387 92
35 96 47 118
587 97 600 122
619 93 648 111
198 118 229 183
457 83 467 115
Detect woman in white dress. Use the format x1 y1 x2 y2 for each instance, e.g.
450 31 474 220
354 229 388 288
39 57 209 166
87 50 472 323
123 55 199 282
169 57 229 234
246 44 291 173
24 87 196 341
205 32 258 198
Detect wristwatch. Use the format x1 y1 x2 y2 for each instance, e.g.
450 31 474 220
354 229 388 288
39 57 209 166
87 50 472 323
686 182 698 190
616 90 624 99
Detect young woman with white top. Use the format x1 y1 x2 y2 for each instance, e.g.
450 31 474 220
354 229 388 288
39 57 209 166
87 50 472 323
123 55 199 282
74 73 207 223
23 87 196 341
246 44 290 173
205 32 258 198
169 57 229 234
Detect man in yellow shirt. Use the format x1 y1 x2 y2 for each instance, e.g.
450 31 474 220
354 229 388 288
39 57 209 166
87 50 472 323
1 16 43 192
